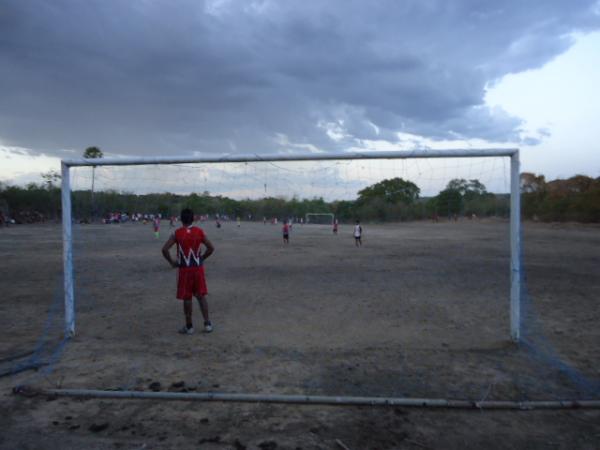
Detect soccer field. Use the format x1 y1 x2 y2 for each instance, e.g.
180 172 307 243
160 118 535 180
1 220 599 449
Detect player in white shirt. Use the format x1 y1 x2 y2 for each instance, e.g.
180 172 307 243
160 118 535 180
354 220 362 247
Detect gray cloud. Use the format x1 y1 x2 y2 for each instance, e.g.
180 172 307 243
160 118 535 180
0 0 599 157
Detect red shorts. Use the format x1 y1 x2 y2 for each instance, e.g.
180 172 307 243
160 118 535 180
177 267 208 300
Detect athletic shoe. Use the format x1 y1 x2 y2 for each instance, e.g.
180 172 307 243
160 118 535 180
204 321 213 333
178 326 194 335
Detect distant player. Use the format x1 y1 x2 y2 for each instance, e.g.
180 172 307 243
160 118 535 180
354 220 362 247
282 220 289 244
333 218 338 234
153 216 160 239
237 216 241 227
162 208 215 334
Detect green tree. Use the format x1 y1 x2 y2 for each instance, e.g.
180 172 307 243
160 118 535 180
436 189 463 216
438 179 491 217
520 172 546 193
521 172 546 219
41 170 61 189
446 178 487 198
357 178 420 205
83 147 103 159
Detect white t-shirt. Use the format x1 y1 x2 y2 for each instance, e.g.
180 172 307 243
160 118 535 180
354 224 362 237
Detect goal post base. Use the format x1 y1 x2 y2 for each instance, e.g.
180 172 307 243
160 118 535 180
15 386 600 410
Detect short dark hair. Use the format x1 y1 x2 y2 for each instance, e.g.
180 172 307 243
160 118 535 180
181 208 194 225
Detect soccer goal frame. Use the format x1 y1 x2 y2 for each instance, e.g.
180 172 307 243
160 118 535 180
60 148 522 341
306 213 334 225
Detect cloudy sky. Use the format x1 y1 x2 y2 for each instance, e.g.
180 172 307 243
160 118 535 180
1 0 599 191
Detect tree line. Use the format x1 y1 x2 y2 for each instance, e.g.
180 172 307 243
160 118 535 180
1 170 598 224
0 173 508 223
520 173 600 222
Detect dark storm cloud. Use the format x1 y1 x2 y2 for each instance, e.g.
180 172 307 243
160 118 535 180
0 0 599 157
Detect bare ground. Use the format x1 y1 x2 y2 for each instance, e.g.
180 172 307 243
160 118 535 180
0 220 599 449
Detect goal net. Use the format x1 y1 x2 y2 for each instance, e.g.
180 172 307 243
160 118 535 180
306 213 334 225
7 149 599 402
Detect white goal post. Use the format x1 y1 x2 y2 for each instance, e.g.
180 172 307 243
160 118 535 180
306 213 334 224
60 148 522 341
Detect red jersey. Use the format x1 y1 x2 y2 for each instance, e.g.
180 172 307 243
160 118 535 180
174 225 206 268
282 223 289 234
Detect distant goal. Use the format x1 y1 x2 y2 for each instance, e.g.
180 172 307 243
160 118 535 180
306 213 334 225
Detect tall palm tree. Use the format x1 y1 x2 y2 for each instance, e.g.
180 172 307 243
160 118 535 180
83 147 103 220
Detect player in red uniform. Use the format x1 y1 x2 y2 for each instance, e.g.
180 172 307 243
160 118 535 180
162 208 215 334
282 220 289 244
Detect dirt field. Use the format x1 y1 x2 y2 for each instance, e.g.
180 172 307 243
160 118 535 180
1 220 599 449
